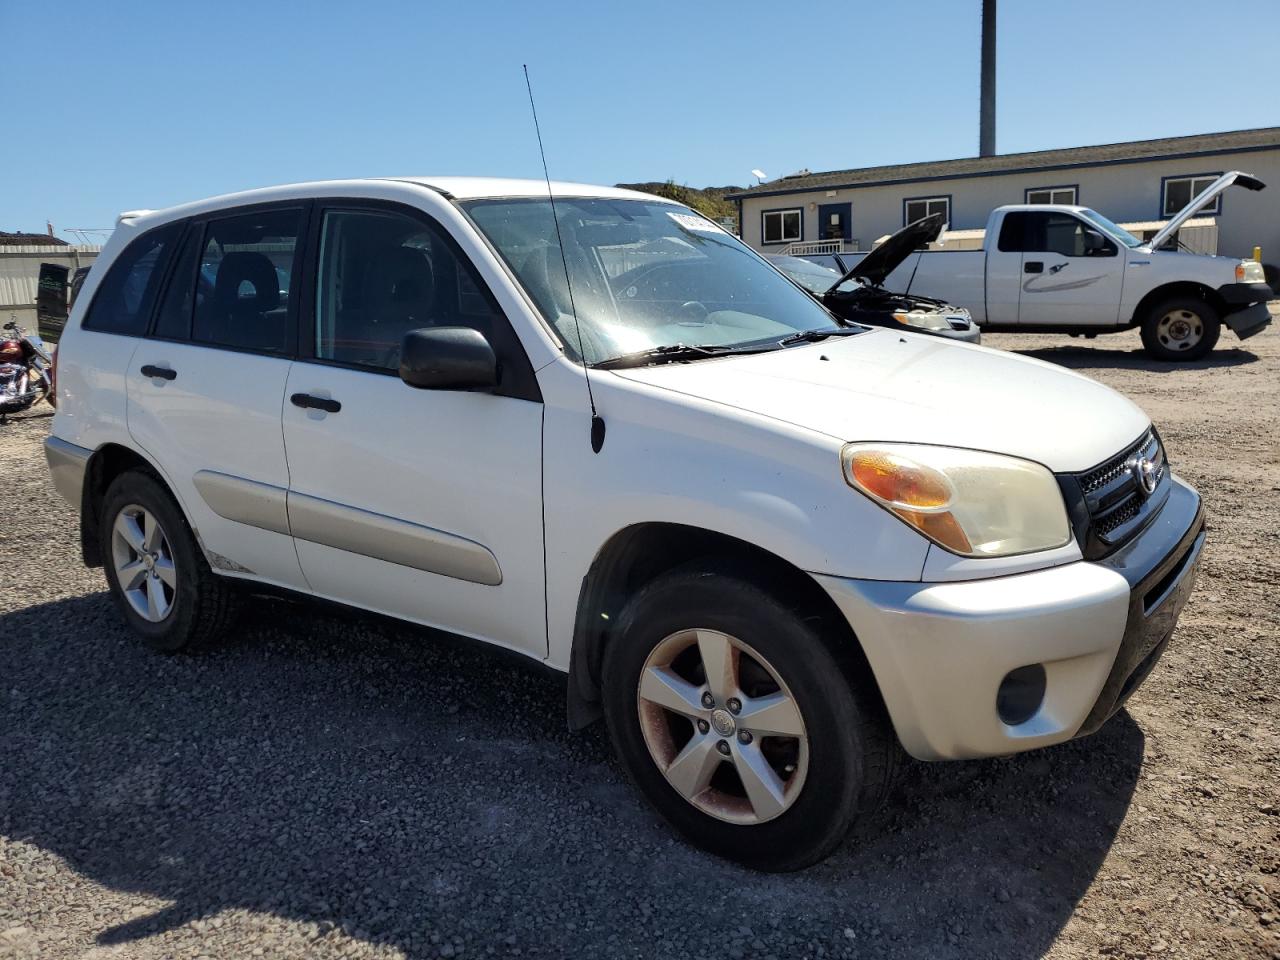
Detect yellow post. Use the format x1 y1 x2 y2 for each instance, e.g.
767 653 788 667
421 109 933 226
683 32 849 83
1253 245 1262 262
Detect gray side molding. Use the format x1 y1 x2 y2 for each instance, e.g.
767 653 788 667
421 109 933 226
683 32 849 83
44 436 92 507
287 491 503 586
193 470 291 536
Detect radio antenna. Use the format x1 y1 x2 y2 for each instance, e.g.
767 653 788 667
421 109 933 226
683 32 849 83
523 64 605 453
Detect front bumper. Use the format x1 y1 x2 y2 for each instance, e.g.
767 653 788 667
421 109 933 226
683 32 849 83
816 476 1204 760
1217 280 1276 305
1222 302 1272 340
938 323 981 344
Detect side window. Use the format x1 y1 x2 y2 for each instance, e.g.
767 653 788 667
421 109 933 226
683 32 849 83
314 208 509 371
1043 213 1114 257
82 223 180 335
904 196 949 226
152 225 202 340
1042 214 1086 257
1001 212 1114 258
192 208 302 353
761 209 802 245
1162 174 1220 217
1025 186 1078 205
996 212 1032 252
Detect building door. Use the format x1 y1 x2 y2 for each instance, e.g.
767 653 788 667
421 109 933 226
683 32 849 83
817 203 851 244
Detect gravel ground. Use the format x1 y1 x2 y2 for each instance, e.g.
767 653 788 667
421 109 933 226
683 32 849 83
1 321 1278 960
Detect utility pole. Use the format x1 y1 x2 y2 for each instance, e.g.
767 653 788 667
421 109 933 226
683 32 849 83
979 0 996 157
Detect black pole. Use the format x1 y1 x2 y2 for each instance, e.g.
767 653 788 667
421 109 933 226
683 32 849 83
979 0 996 157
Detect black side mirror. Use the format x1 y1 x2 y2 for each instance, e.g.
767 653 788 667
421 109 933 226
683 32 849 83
399 327 498 391
1082 229 1113 256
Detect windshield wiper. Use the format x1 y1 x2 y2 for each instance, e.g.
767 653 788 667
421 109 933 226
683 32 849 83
777 328 864 347
594 342 768 370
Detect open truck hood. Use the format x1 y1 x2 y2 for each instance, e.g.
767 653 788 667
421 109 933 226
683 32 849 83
830 212 945 291
1148 170 1265 251
613 329 1150 473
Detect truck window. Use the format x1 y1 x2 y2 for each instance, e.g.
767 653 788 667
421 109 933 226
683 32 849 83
998 212 1114 258
997 212 1032 252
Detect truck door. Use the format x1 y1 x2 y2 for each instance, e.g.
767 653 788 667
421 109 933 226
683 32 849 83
1004 211 1124 327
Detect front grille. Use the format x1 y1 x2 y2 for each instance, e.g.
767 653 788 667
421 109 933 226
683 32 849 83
1067 430 1168 556
1096 497 1142 537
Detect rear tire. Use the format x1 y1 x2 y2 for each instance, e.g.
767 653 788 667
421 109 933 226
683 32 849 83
1139 296 1220 361
100 470 238 652
601 565 895 871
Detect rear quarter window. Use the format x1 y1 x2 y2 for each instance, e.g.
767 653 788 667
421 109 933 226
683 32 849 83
82 223 181 335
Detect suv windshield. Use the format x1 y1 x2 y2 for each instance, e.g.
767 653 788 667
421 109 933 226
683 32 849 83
463 198 848 365
1078 208 1143 248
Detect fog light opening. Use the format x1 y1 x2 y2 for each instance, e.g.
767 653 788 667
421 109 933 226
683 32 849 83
997 663 1047 726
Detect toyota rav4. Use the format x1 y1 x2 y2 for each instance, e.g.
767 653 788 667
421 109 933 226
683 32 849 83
45 178 1204 870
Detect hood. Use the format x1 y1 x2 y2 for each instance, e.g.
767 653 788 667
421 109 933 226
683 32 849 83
1148 170 1264 250
612 330 1150 473
834 212 945 291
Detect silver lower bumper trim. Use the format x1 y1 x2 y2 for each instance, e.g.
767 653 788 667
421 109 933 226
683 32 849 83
44 436 92 508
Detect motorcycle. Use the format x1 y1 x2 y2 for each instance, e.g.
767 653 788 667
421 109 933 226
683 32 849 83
0 316 55 421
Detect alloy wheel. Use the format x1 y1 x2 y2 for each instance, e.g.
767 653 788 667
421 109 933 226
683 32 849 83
636 628 809 824
110 504 177 622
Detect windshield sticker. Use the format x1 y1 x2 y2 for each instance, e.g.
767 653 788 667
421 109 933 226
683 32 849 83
667 211 724 234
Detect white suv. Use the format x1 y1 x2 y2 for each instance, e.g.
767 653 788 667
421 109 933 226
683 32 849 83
45 178 1205 870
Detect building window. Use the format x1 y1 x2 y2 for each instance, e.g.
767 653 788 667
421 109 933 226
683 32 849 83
761 208 802 244
904 196 949 226
1025 186 1078 205
1162 174 1221 217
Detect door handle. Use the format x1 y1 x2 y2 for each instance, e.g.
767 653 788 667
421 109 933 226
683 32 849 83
1024 261 1044 274
290 393 341 413
140 364 177 381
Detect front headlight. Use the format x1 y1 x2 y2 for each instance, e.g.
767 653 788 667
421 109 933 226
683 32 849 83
1236 260 1265 283
892 310 955 332
841 443 1072 557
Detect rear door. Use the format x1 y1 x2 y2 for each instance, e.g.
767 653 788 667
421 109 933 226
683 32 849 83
984 213 1028 325
280 199 546 657
126 203 310 590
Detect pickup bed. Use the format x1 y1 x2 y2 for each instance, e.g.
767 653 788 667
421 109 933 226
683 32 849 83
849 171 1275 360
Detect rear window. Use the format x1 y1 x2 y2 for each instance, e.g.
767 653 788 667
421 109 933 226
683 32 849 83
82 223 181 335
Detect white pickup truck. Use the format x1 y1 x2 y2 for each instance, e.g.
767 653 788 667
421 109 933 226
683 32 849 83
859 171 1275 360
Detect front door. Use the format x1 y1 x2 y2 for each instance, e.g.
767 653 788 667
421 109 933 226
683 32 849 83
992 211 1124 327
280 201 547 657
817 203 851 244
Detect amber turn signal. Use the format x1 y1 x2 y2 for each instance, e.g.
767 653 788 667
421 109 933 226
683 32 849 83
844 449 973 553
848 450 952 510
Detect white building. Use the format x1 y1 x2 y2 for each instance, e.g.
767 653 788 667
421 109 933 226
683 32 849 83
729 127 1280 265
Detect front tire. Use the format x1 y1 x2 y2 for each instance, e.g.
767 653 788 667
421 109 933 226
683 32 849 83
602 566 895 871
100 470 237 652
1140 296 1220 361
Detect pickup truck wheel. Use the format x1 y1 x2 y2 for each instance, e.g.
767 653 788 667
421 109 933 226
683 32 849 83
602 567 892 871
1140 297 1220 361
101 470 238 652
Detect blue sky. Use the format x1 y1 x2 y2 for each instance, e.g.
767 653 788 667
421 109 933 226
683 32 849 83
3 0 1276 238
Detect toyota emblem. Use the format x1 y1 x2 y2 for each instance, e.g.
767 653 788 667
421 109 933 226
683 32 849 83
1130 457 1158 497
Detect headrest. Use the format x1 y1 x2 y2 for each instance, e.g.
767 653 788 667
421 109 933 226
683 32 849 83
365 247 435 307
213 252 280 311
